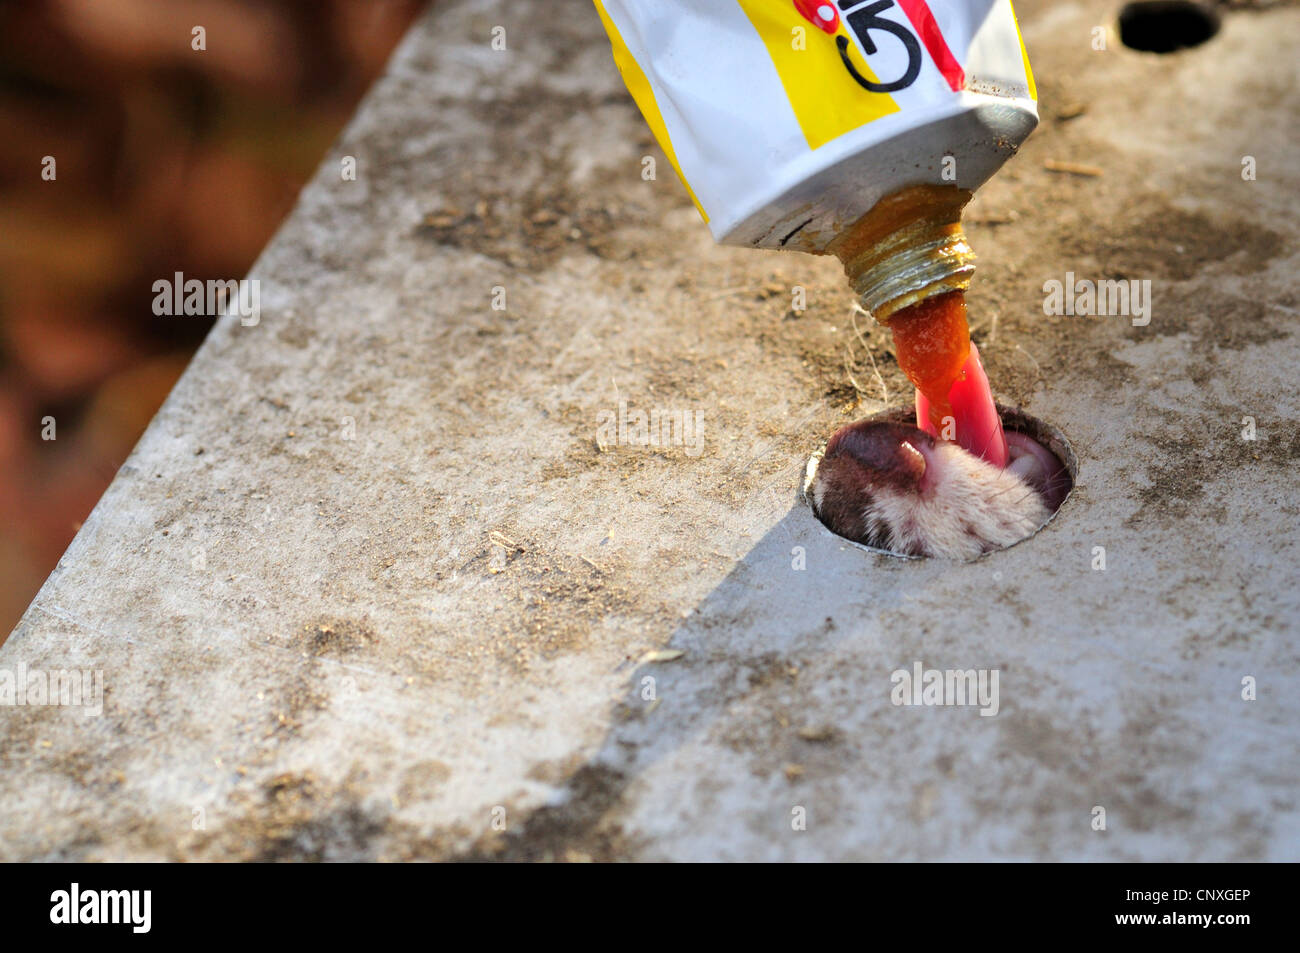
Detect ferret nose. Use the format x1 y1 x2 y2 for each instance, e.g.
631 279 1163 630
825 420 931 488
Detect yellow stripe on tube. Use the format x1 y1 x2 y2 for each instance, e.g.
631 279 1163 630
593 1 709 222
1008 0 1037 101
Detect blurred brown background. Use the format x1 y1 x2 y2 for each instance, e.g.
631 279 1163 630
0 0 429 634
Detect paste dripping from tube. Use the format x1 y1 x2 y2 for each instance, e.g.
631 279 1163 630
889 290 968 431
831 186 1009 469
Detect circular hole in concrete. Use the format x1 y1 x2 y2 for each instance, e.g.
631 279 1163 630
1118 2 1220 53
802 407 1076 561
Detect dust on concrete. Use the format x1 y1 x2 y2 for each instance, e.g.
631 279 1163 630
1061 206 1284 282
302 617 378 656
448 764 637 862
196 771 389 862
194 760 641 862
416 151 657 272
1130 415 1296 523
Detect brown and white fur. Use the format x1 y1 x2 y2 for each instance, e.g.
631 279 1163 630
808 420 1068 560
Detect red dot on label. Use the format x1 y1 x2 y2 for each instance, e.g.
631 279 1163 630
794 0 840 34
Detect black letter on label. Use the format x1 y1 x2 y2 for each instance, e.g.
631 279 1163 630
837 1 921 94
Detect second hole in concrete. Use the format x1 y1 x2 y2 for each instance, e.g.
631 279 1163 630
1118 1 1221 53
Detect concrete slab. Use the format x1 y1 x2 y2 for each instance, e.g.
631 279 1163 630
2 0 1298 861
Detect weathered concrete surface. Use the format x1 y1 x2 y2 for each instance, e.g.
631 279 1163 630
2 0 1298 861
